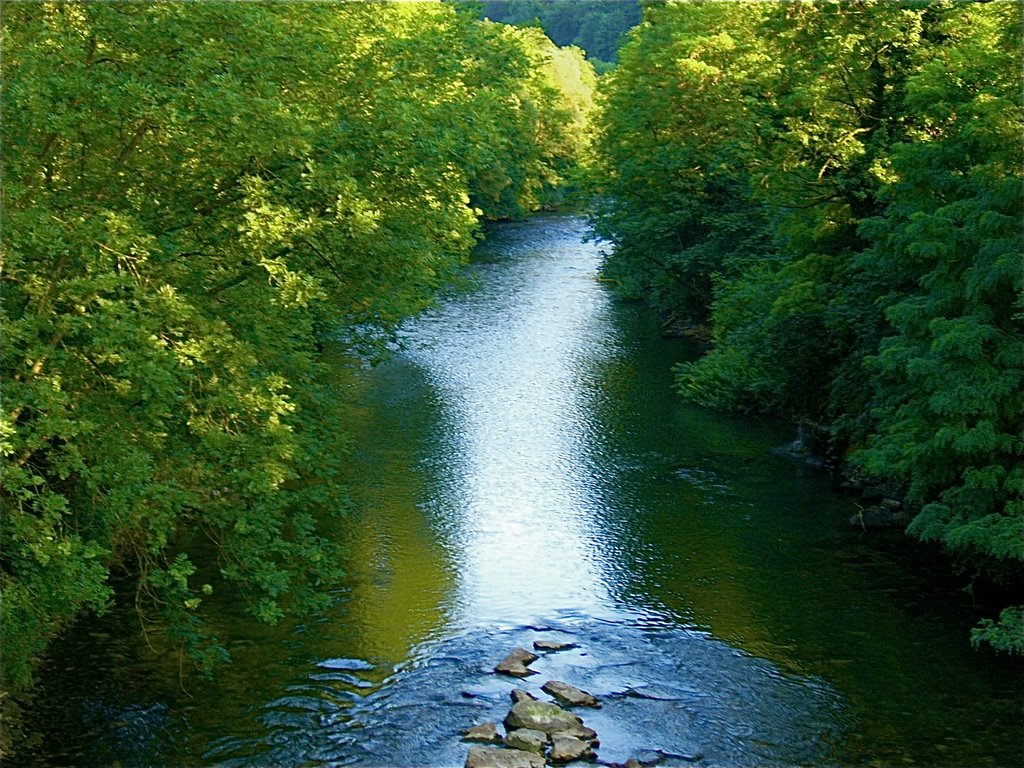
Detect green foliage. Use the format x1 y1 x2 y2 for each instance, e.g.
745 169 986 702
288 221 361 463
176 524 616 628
0 0 593 728
588 0 777 323
851 3 1024 627
589 0 1023 650
471 0 642 64
972 606 1024 655
461 21 596 218
678 254 841 419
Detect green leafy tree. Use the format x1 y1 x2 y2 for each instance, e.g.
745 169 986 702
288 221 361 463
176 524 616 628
588 0 777 326
850 1 1023 651
461 20 595 217
1 2 593 749
589 0 1023 650
678 1 933 424
474 0 641 64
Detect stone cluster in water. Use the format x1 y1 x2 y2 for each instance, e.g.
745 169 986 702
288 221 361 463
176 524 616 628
461 640 656 768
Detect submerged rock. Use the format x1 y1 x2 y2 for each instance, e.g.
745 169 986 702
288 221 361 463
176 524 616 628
533 640 578 652
463 721 503 744
616 684 685 702
505 727 548 754
625 748 703 765
505 699 582 734
850 505 901 529
465 746 545 768
316 657 374 671
495 648 540 678
660 748 703 763
543 680 601 708
549 734 596 763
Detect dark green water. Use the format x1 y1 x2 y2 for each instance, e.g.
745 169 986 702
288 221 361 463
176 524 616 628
21 216 1022 767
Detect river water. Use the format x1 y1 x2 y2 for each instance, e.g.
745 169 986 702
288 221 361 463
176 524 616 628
22 216 1022 767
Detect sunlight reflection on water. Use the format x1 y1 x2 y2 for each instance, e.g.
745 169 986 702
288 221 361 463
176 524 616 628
405 223 618 626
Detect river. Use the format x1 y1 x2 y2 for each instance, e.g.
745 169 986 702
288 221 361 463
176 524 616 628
20 216 1022 767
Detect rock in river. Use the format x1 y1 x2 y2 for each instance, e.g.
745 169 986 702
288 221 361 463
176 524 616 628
850 505 904 529
465 746 545 768
463 722 503 744
542 680 601 708
558 724 598 744
505 699 582 735
549 734 596 763
533 640 578 652
495 648 539 678
504 727 548 754
510 689 538 704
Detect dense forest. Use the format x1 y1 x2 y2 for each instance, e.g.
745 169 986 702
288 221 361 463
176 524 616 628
468 0 642 69
0 1 594 747
589 0 1022 652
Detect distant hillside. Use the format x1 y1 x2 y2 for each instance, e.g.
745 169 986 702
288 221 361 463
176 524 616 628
460 1 642 69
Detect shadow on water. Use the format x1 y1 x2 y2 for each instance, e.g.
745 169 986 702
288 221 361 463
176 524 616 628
19 215 1023 768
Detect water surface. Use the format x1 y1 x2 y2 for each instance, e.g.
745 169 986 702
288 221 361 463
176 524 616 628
22 216 1022 767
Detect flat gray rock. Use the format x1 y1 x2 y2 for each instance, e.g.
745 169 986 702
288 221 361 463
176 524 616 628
463 721 503 744
533 640 578 652
465 746 545 768
504 728 548 754
505 699 582 735
495 648 540 677
549 734 596 763
553 724 599 744
505 647 540 665
496 662 535 678
316 657 374 671
543 680 601 708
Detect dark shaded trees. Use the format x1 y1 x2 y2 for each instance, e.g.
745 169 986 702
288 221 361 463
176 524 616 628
588 0 1022 651
473 0 642 67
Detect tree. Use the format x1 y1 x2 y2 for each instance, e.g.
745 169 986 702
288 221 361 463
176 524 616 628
588 0 777 326
0 2 594 746
851 1 1023 651
588 0 1023 650
473 0 642 64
